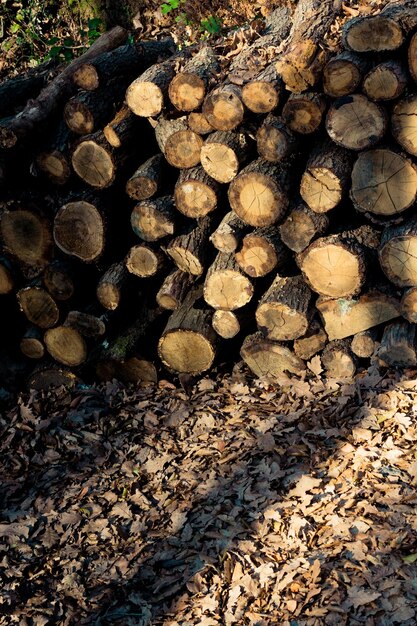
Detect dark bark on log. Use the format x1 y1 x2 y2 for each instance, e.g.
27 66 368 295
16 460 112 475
165 216 213 276
131 196 177 242
73 37 176 90
293 319 328 360
323 51 370 98
379 321 417 368
174 166 220 218
209 212 250 254
126 154 164 201
0 58 58 117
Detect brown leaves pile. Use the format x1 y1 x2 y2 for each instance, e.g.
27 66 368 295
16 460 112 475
1 365 417 625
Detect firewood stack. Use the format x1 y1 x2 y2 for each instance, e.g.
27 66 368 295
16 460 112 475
2 0 417 389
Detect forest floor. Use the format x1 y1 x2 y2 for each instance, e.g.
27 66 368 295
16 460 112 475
1 365 417 625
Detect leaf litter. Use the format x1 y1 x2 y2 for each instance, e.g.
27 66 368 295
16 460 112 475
1 365 417 625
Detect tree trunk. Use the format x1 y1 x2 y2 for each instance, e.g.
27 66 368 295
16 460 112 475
1 209 52 270
17 286 60 329
125 244 166 277
256 115 299 163
202 84 245 131
228 158 290 227
125 154 164 201
282 92 326 134
209 212 250 254
293 319 328 360
316 289 401 341
235 226 292 278
165 216 213 276
174 166 220 218
168 46 219 112
71 130 125 188
96 261 130 310
321 340 357 379
53 198 105 262
379 321 417 367
326 94 387 151
156 269 194 310
401 287 417 323
391 95 417 157
200 130 251 183
241 63 282 113
297 232 368 298
154 116 203 169
279 202 329 253
379 215 417 287
351 147 417 217
240 331 305 378
130 196 177 242
350 329 379 358
72 38 176 90
256 274 312 340
158 286 218 374
363 60 407 101
323 51 369 97
300 141 352 213
204 252 254 311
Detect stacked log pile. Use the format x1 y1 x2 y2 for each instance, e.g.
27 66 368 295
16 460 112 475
2 0 417 389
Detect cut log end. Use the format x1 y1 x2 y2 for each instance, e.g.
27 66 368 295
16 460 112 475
392 96 417 157
36 151 71 185
200 143 239 184
64 100 94 135
202 85 245 131
241 332 305 378
17 287 59 329
168 73 206 111
322 341 356 379
166 246 204 276
125 244 164 277
164 130 203 169
44 326 87 366
300 167 343 213
159 330 215 374
126 81 164 118
1 210 51 267
228 170 287 227
0 263 13 295
343 16 403 53
72 139 115 188
326 95 386 151
299 242 364 298
401 288 417 324
20 337 45 359
212 310 241 339
53 201 104 262
73 64 99 90
241 82 279 114
351 149 417 216
174 179 217 218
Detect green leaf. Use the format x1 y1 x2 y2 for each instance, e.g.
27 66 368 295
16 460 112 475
10 23 21 34
48 46 62 57
403 553 417 564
